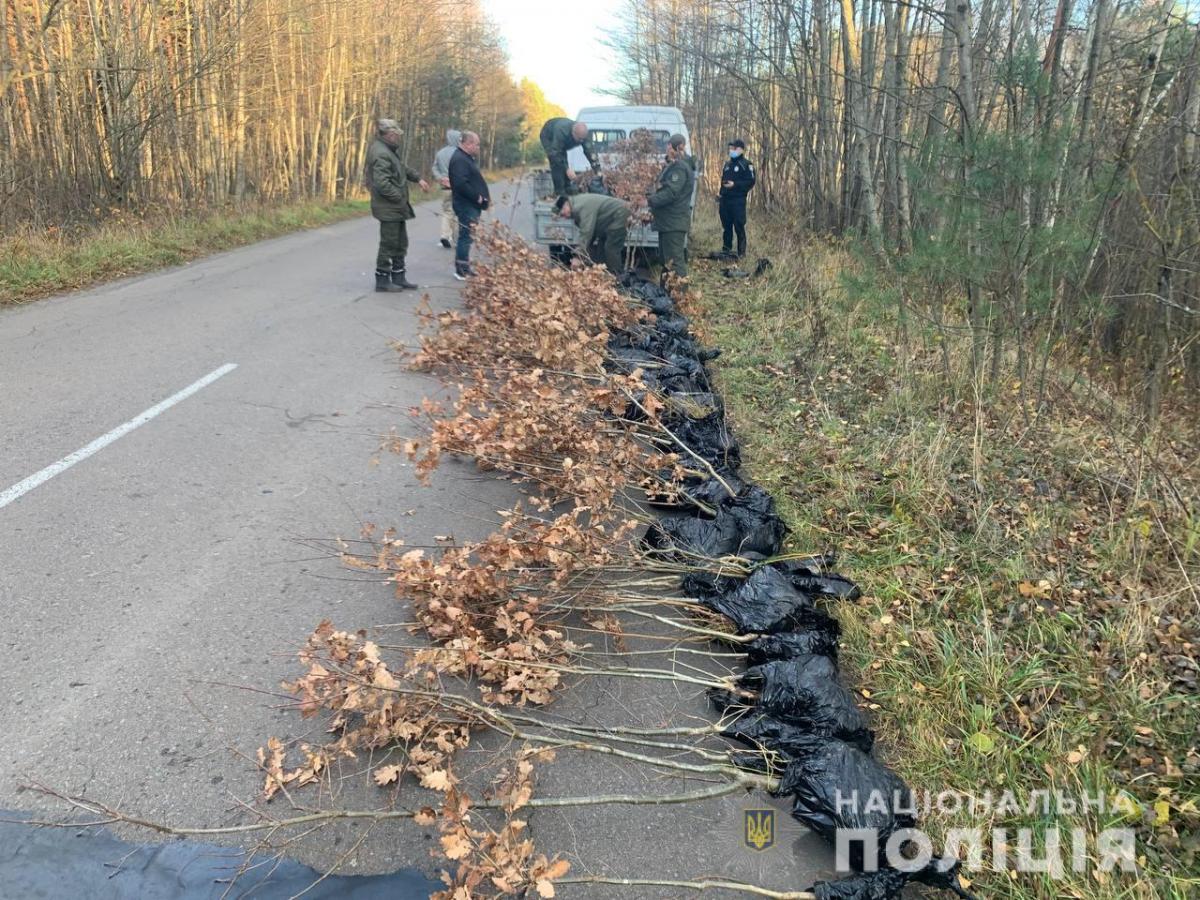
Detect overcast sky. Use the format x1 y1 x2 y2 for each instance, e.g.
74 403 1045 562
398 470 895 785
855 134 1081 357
482 0 625 115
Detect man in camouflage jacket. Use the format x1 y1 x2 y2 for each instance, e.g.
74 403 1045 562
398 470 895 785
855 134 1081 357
365 118 428 292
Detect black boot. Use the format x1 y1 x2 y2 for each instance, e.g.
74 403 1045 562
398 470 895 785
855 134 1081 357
391 266 418 290
375 269 403 292
737 235 747 258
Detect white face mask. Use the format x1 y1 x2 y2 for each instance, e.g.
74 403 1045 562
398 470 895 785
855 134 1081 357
729 149 742 158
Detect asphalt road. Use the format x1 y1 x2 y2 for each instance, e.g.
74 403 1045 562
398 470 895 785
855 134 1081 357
0 183 833 896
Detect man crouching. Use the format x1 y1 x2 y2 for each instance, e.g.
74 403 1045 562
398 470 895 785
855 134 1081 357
553 193 631 275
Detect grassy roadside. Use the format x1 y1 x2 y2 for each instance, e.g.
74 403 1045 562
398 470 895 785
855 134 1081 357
684 209 1198 898
0 184 446 306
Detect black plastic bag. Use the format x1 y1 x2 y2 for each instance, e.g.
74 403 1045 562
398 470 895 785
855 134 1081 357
791 573 862 602
746 628 840 664
722 708 872 758
812 860 971 900
736 655 874 750
774 559 861 601
671 410 740 467
694 566 828 635
653 310 691 338
646 486 785 560
811 870 910 900
644 467 744 513
644 512 746 559
618 274 673 310
774 735 913 870
723 486 787 548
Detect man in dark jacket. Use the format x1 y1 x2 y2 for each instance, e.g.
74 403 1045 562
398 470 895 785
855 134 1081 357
718 138 756 258
554 193 631 275
647 133 695 279
539 117 600 196
365 118 429 292
448 131 490 280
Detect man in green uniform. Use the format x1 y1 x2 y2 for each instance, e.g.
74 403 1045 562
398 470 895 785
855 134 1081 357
647 133 695 279
553 193 631 275
365 118 429 292
540 117 600 195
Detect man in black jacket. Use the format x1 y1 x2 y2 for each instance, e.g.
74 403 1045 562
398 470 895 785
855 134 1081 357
448 131 490 280
540 117 600 195
718 138 756 258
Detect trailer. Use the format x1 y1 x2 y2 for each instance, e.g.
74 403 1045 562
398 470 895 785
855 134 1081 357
529 105 696 261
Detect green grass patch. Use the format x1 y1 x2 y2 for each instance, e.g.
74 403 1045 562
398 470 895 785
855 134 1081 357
685 208 1199 899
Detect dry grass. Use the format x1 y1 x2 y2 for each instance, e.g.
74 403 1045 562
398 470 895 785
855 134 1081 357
0 187 442 306
684 207 1199 899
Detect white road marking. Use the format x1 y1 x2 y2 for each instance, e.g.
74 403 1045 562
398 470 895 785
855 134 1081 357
0 363 238 510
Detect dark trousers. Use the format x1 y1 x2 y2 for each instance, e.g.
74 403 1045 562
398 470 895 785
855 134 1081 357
587 225 627 275
376 219 409 271
453 202 481 271
545 153 571 195
719 200 747 256
658 230 688 278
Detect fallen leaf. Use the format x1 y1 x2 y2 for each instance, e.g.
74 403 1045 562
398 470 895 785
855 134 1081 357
373 764 402 786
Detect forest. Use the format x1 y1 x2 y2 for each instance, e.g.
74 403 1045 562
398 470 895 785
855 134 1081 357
611 0 1200 424
1 0 529 231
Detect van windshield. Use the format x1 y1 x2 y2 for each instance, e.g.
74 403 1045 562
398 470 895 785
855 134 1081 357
587 130 626 150
635 129 672 151
589 128 674 153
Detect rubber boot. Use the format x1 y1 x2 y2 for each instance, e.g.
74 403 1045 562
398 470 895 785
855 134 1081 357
375 270 403 292
737 234 747 259
391 264 418 290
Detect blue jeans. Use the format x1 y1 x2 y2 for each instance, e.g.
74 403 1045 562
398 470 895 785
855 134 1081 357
453 203 481 270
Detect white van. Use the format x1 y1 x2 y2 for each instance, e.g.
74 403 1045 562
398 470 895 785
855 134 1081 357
530 105 695 255
564 105 690 173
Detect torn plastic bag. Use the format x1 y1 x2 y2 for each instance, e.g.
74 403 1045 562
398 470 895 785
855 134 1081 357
774 559 860 601
790 573 862 602
693 566 831 635
722 707 872 758
745 628 840 665
735 654 874 751
774 735 913 870
774 554 839 576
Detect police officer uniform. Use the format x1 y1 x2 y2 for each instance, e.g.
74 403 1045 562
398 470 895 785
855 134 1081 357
718 139 756 258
